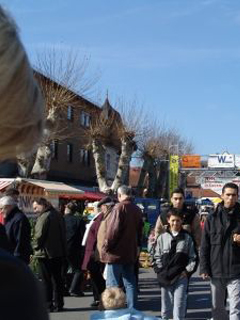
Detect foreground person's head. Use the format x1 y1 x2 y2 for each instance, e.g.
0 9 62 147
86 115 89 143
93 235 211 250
0 6 44 160
100 287 126 310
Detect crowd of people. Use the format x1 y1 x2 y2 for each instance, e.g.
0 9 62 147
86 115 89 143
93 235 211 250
2 179 240 320
1 3 240 320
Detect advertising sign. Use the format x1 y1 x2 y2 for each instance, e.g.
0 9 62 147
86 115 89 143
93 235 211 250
235 155 240 169
201 177 240 195
181 155 201 168
208 153 234 168
169 155 179 197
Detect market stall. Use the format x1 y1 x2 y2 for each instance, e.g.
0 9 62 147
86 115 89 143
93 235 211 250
0 177 84 216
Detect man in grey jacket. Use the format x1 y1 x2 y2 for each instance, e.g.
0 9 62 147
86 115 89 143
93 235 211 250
33 198 66 312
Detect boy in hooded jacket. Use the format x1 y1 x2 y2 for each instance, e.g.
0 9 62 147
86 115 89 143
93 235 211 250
154 208 198 320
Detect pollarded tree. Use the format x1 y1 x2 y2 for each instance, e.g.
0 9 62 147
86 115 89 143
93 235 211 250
137 125 193 198
18 48 100 178
85 96 148 193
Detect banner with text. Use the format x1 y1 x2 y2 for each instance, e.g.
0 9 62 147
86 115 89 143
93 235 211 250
169 155 179 197
208 153 234 168
201 177 240 195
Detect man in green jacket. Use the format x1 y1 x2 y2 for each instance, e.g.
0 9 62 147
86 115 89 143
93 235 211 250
33 198 66 312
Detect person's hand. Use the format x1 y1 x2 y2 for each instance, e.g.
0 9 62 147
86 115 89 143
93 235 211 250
200 273 209 280
153 265 160 274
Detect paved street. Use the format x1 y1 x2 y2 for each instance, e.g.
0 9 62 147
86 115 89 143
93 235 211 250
50 267 212 320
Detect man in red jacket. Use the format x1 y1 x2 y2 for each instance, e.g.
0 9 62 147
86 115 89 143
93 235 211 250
101 185 143 309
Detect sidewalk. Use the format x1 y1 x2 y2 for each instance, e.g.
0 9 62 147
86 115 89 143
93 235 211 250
50 268 211 320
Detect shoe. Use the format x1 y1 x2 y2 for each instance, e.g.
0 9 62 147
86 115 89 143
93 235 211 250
90 300 99 307
54 306 66 312
69 291 85 297
47 305 55 313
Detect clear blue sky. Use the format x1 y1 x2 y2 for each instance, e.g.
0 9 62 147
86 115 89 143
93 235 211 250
4 0 240 156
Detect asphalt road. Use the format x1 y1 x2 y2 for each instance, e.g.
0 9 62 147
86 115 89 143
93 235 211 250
50 268 212 320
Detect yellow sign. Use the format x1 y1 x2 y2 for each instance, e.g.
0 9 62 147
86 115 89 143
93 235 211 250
169 155 179 197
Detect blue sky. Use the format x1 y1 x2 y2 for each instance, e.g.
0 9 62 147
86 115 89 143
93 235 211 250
4 0 240 155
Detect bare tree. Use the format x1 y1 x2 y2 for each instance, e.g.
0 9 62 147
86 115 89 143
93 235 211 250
137 124 193 198
85 97 148 193
18 48 100 178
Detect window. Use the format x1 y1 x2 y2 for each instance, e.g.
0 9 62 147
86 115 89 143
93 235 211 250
67 143 73 162
51 141 58 160
80 112 91 127
80 149 90 166
106 154 111 171
67 105 73 121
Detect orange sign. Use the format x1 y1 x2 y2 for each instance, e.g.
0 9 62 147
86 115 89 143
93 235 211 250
181 155 201 168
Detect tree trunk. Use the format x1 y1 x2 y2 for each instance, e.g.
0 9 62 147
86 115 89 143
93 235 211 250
17 153 37 178
111 136 136 193
92 138 109 192
31 143 52 179
30 107 58 179
157 158 169 199
145 156 157 198
136 155 151 197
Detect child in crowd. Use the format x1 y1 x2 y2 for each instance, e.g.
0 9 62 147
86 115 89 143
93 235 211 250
90 287 160 320
154 208 198 320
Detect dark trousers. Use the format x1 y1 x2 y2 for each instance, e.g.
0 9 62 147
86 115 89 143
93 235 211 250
38 257 64 309
88 259 105 301
63 255 84 294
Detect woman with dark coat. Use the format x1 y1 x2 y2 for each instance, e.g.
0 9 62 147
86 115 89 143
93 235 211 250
63 201 86 296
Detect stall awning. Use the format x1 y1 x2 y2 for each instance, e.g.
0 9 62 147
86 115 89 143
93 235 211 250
22 179 84 196
60 191 105 201
0 178 85 197
0 178 15 192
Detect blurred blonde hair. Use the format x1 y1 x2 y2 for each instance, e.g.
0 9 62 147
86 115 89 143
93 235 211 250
101 287 126 310
0 6 44 160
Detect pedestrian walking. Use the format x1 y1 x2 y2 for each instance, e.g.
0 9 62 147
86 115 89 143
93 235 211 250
154 208 198 320
33 198 66 312
82 197 115 307
63 201 86 296
200 182 240 320
101 185 143 309
0 196 32 264
155 187 202 248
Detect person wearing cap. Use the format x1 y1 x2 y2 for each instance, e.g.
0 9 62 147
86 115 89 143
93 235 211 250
0 196 32 264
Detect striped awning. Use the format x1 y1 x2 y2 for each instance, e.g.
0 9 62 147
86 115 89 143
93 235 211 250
0 178 84 197
0 178 15 192
23 179 84 196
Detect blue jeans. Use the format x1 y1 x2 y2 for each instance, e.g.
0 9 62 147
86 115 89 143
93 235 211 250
106 263 137 308
161 276 188 320
210 277 240 320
